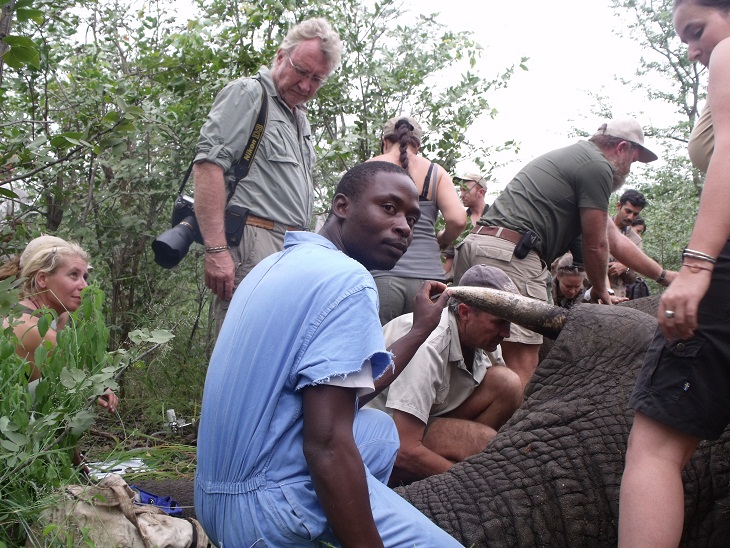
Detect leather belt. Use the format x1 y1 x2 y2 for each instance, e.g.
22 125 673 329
471 225 541 259
246 214 302 232
471 225 522 244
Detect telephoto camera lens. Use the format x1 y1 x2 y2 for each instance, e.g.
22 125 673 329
151 215 200 268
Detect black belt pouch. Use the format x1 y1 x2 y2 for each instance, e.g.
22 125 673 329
225 205 249 247
513 229 539 260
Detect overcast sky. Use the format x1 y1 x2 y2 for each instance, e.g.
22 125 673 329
402 0 681 197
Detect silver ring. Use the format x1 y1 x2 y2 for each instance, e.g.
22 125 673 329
664 310 675 319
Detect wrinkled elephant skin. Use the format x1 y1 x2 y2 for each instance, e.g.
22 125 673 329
397 302 730 547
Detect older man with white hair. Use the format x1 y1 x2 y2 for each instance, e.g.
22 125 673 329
193 18 343 335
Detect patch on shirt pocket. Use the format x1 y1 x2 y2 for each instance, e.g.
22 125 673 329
475 245 512 264
648 337 705 401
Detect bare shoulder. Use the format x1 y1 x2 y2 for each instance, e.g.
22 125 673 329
709 39 730 138
434 162 454 184
10 313 56 356
711 36 730 62
709 38 730 96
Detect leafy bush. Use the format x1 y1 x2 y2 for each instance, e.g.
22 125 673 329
0 285 124 547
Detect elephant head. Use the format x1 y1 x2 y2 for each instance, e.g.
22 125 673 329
397 298 730 547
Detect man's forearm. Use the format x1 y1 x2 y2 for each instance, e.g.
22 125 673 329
303 386 384 547
308 444 383 547
609 227 665 282
580 208 610 292
193 162 229 247
583 247 609 292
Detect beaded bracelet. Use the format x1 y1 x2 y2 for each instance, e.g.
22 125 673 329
205 245 229 254
682 248 717 264
682 263 713 274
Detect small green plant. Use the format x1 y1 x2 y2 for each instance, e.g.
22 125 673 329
0 285 124 547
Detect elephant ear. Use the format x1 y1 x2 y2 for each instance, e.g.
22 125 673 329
398 304 658 546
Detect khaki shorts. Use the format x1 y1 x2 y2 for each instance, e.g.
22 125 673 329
373 276 426 326
453 233 548 345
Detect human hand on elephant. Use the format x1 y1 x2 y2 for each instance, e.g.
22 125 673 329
658 267 712 340
589 286 614 306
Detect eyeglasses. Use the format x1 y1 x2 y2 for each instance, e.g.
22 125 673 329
286 53 327 86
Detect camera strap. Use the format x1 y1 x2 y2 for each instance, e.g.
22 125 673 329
176 162 194 196
230 78 268 198
175 77 269 201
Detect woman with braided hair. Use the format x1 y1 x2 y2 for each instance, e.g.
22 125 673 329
368 115 465 325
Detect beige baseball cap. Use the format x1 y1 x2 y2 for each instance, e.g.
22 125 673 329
454 169 488 190
593 117 658 163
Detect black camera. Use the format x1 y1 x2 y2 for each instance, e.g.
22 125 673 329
152 195 203 269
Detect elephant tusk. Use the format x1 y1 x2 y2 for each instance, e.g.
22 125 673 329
448 286 568 340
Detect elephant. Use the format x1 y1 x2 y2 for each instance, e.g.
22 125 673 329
131 296 730 546
396 296 730 547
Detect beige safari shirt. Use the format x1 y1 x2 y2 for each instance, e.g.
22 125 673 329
366 308 503 424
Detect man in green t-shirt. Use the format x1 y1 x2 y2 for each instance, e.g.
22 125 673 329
453 117 674 391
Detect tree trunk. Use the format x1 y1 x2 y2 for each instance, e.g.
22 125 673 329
0 0 16 87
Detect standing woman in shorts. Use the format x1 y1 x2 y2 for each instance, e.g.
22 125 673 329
618 1 730 545
368 116 465 325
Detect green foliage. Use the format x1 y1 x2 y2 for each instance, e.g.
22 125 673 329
2 35 40 70
606 0 707 274
301 0 523 212
0 286 123 546
635 155 701 270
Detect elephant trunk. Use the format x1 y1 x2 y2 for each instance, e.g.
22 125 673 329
448 286 568 340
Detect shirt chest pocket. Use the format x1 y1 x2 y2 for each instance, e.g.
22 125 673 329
264 119 302 166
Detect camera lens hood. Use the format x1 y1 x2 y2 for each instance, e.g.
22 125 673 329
152 216 198 269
